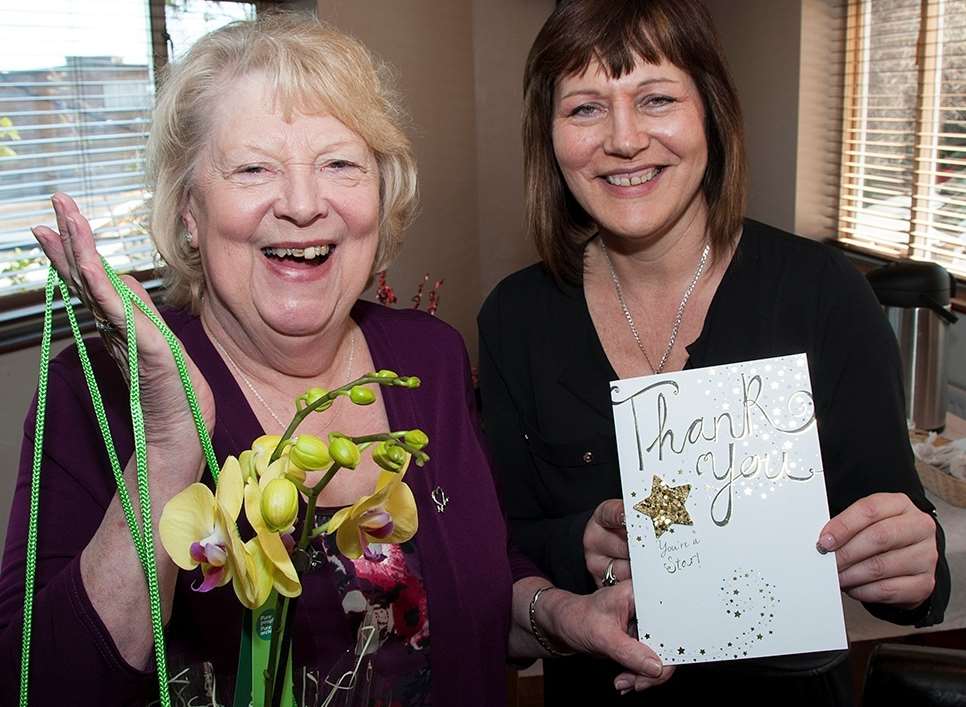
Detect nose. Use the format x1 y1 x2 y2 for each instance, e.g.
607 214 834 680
604 103 649 158
274 164 328 226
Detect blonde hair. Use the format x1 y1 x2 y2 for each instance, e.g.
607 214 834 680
147 11 418 310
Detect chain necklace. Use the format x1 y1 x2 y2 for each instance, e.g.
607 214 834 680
599 238 710 374
212 330 356 431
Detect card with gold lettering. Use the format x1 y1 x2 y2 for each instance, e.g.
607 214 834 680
611 354 847 665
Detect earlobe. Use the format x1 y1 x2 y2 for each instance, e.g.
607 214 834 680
181 194 199 247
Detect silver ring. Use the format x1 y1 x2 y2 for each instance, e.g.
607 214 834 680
94 318 117 335
602 559 618 587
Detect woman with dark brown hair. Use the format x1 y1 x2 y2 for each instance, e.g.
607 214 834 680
478 1 950 704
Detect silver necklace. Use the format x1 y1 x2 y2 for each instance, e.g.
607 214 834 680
599 238 710 374
212 330 356 430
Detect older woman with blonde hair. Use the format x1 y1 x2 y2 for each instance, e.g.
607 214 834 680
0 12 662 706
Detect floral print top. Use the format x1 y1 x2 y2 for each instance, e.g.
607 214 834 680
307 509 432 707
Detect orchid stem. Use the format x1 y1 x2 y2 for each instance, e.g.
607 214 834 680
260 372 423 706
269 375 403 464
265 460 334 707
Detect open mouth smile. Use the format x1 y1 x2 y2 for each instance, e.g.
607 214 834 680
261 244 334 267
603 167 664 187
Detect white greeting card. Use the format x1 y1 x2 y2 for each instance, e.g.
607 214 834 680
611 354 847 665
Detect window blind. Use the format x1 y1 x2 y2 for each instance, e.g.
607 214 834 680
838 0 966 278
0 0 256 304
0 2 155 299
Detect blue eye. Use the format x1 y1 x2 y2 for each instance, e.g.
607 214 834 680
644 95 676 108
569 104 601 118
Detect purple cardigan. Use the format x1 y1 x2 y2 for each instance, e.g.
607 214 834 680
0 301 537 706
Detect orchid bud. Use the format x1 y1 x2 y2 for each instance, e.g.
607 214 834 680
261 478 299 532
303 386 333 412
285 464 307 485
398 376 421 389
374 369 398 379
329 436 361 469
372 441 408 472
290 434 331 471
252 434 283 458
403 429 429 451
238 450 258 482
349 385 376 405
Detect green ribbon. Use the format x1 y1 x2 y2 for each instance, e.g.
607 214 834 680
20 264 221 707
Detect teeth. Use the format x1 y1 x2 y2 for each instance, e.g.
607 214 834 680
605 167 661 187
263 245 332 259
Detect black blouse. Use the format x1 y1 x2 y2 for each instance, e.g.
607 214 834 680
478 220 950 703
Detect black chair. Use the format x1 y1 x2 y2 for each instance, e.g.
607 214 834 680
863 643 966 707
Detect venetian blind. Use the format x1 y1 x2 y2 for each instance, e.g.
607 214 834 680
0 2 155 300
838 0 966 278
0 0 256 304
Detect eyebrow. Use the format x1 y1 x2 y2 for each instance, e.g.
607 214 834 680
240 140 358 157
558 77 680 101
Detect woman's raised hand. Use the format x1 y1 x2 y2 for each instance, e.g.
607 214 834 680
819 492 938 609
32 193 215 453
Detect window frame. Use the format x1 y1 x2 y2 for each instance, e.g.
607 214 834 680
835 0 966 304
0 0 281 350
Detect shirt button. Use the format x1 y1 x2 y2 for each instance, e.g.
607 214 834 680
582 451 594 464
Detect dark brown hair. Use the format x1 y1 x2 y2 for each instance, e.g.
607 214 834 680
523 0 746 284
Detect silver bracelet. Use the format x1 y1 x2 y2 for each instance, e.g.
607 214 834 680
528 585 575 657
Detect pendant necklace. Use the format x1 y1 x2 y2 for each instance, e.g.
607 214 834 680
599 238 710 374
212 330 356 431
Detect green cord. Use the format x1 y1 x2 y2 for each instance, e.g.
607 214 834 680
60 280 148 568
20 264 221 706
18 269 56 707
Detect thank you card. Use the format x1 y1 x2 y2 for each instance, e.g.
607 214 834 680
610 354 847 665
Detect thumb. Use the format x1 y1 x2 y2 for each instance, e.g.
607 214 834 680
595 499 626 531
603 629 664 679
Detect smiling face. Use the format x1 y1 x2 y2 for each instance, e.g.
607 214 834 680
552 57 709 246
184 71 380 343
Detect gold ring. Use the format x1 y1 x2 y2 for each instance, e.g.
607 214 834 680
602 559 618 587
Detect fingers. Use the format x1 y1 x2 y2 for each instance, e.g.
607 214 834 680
31 225 71 278
845 572 936 606
838 540 937 591
590 583 664 680
833 510 936 572
587 529 630 562
603 629 664 680
614 665 675 694
46 193 129 325
818 493 912 554
585 499 631 586
595 499 627 531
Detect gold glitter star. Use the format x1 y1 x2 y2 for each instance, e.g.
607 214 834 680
633 475 692 538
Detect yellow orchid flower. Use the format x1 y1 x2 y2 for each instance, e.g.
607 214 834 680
159 457 250 598
322 457 418 561
243 457 302 599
